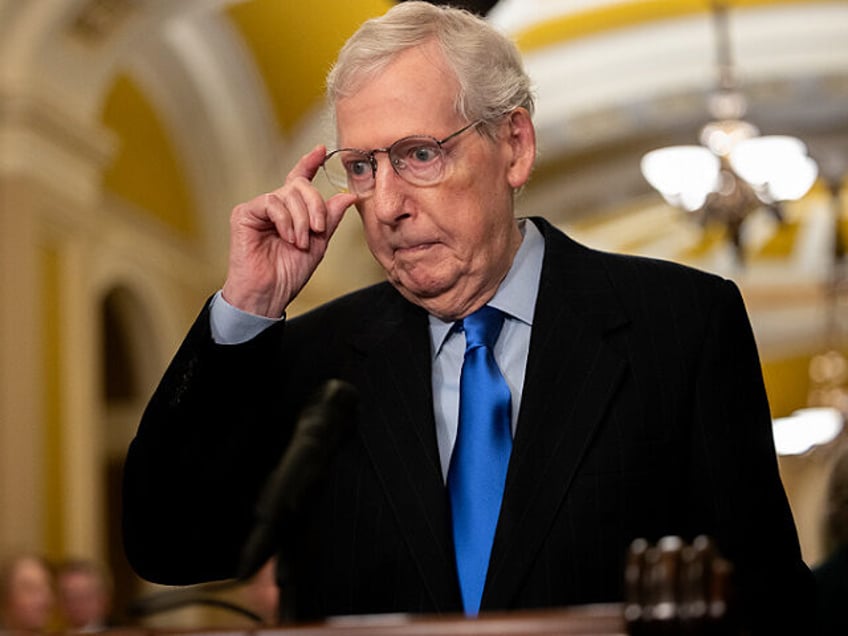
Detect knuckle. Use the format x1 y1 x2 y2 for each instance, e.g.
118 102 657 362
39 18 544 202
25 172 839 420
263 191 283 208
230 202 249 223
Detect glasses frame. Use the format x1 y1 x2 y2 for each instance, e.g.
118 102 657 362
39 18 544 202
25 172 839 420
322 120 484 194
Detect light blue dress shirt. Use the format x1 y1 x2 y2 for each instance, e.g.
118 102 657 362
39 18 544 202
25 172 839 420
209 219 545 480
429 219 544 478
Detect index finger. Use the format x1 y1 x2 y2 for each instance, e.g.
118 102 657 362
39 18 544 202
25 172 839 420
286 144 328 184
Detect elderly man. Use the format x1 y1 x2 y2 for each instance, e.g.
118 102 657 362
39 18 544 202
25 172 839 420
123 2 813 632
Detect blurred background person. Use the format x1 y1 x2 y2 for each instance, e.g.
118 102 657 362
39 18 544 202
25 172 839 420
0 553 55 633
815 446 848 636
56 559 113 632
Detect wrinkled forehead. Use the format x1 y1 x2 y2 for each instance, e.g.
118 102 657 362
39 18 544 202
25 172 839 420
333 44 462 149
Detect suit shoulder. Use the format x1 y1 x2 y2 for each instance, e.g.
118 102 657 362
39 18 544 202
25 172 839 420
536 216 733 294
534 218 741 324
600 249 742 320
601 248 730 290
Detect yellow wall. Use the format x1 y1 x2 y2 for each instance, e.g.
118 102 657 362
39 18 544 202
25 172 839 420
226 0 393 135
100 74 198 237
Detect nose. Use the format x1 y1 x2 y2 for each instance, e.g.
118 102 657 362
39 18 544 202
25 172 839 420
368 154 411 225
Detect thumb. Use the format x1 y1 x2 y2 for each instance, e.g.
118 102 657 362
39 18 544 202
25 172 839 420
324 192 359 237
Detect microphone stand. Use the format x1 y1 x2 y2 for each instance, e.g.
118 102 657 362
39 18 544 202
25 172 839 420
244 378 358 623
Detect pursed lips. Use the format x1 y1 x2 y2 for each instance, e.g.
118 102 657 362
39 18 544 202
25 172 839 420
393 239 441 256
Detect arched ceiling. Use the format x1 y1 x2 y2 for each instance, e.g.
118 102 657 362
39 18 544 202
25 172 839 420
3 0 844 236
494 0 848 225
118 0 848 235
225 0 395 136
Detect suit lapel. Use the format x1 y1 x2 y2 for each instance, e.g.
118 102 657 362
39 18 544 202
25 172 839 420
351 295 462 611
484 220 630 609
341 222 631 612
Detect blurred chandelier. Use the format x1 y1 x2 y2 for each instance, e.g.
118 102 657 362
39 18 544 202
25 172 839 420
773 181 847 456
640 0 818 259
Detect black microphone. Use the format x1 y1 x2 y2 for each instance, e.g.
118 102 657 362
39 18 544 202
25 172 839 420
236 379 358 582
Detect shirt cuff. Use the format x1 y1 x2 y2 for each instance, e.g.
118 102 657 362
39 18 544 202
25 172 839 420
209 290 283 344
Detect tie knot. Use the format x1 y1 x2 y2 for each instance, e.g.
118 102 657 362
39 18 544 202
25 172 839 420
461 305 505 350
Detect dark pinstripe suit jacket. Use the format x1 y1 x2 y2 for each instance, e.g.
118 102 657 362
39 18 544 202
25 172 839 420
123 217 813 631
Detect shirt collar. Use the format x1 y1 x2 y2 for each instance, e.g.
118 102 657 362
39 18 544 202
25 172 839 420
429 218 545 357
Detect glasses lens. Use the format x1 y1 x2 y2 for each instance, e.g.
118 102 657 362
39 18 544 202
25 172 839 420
389 137 445 185
323 150 373 193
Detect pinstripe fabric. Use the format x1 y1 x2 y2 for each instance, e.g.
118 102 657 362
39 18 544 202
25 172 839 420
124 217 813 632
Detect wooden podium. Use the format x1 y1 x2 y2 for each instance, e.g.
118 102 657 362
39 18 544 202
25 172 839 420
116 537 734 634
108 604 627 635
285 604 627 635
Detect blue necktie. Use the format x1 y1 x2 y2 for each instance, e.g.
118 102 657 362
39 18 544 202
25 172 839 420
447 305 513 616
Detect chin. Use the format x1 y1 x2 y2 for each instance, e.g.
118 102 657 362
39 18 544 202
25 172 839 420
392 264 451 294
395 277 453 304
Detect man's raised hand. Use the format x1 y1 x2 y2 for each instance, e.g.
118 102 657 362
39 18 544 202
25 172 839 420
222 145 358 318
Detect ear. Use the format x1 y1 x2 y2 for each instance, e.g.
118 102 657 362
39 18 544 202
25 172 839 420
504 107 536 189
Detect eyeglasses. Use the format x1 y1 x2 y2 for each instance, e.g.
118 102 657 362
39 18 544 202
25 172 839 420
321 120 483 195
